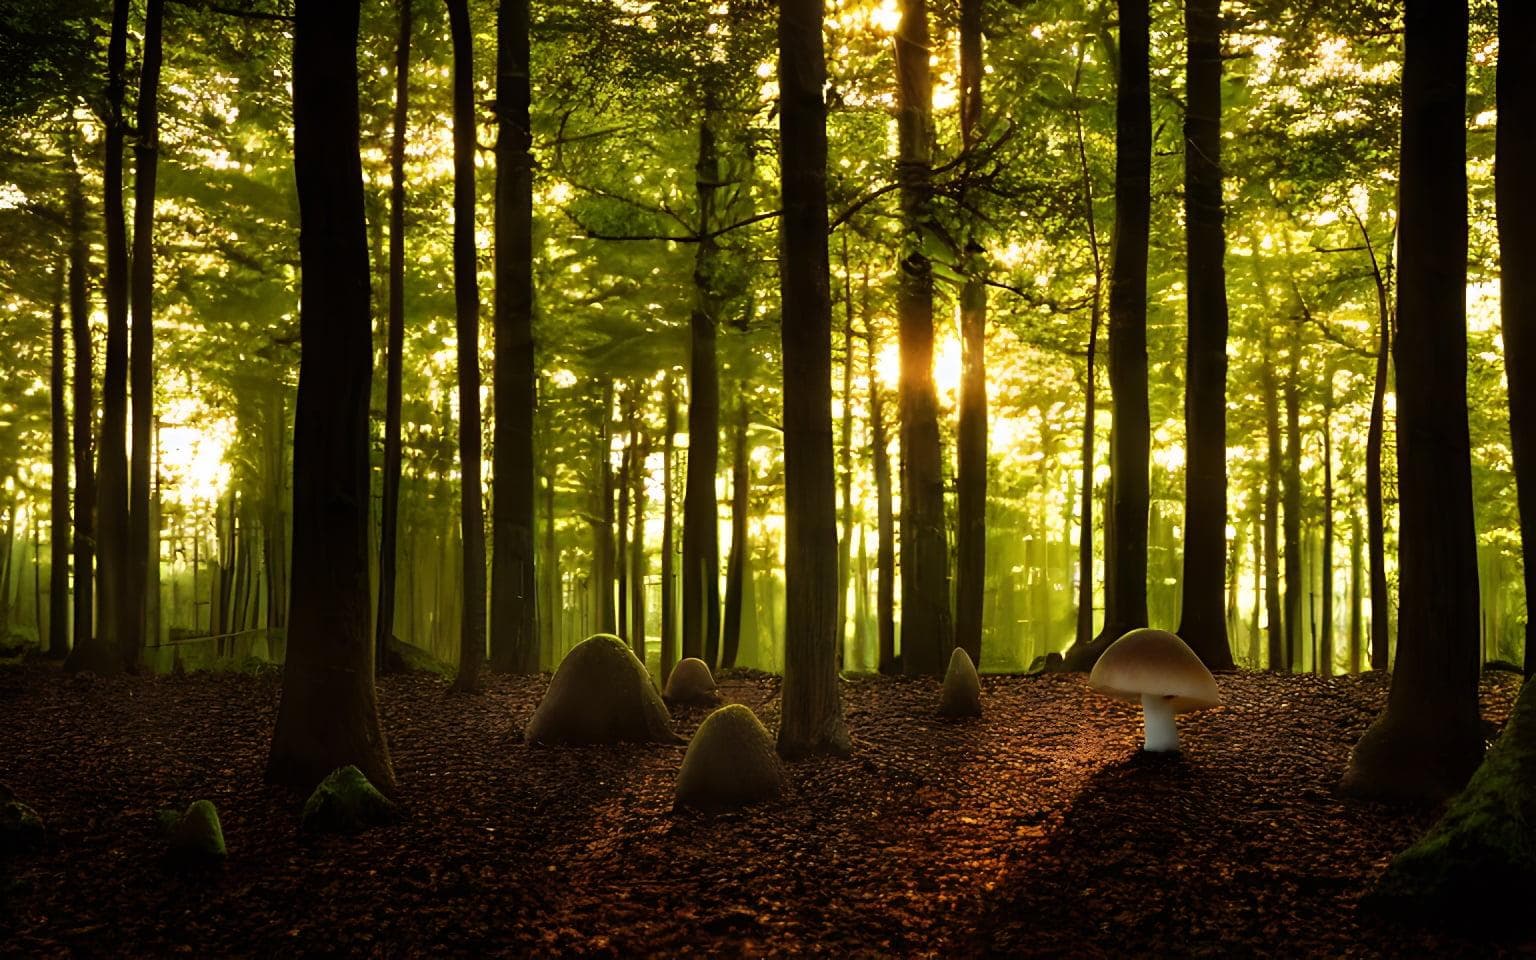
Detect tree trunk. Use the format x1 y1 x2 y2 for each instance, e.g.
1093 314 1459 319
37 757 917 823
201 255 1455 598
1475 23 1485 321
1350 507 1364 674
894 0 953 677
836 236 855 668
1362 218 1393 671
616 398 631 643
1497 0 1536 679
1342 0 1483 802
722 401 749 669
1282 319 1303 673
490 0 539 673
49 264 70 659
1176 0 1234 670
1072 44 1104 656
67 159 94 659
266 0 394 794
683 111 722 667
593 379 616 634
1065 0 1150 671
1250 507 1262 666
376 0 412 674
776 0 851 758
542 469 560 666
1320 373 1335 675
629 424 647 666
660 375 678 681
82 0 132 674
868 302 896 674
953 0 987 669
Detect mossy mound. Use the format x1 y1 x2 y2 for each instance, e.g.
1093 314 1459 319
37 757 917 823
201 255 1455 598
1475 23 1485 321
1361 681 1536 933
664 657 721 706
301 765 397 835
158 800 227 862
938 647 982 718
524 634 679 745
382 634 455 678
0 784 44 855
675 704 784 812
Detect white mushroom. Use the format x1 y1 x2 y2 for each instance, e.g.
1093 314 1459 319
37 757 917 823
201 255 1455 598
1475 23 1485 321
1088 628 1221 752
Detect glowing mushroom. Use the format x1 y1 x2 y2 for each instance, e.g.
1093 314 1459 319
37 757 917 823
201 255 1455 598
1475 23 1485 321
1088 628 1221 752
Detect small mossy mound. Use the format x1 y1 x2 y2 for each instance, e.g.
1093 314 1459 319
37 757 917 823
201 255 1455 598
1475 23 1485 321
1361 680 1536 934
675 704 784 812
0 783 44 855
938 647 982 718
664 657 720 706
301 765 397 835
382 634 455 678
524 634 679 745
1027 651 1065 675
158 800 227 862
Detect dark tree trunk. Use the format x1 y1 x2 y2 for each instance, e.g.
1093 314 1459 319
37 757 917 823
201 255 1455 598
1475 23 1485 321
1176 0 1234 670
721 401 749 669
836 237 855 668
1342 0 1483 802
1496 0 1536 679
953 0 986 668
67 163 94 659
490 0 539 673
1320 374 1335 675
82 0 132 674
894 0 953 677
616 400 631 642
1366 270 1392 671
868 303 896 674
1262 329 1284 670
1350 507 1364 674
1072 47 1104 656
660 376 678 681
125 0 164 672
376 0 412 674
49 266 70 659
595 379 616 634
446 0 485 693
1065 0 1150 671
776 0 850 758
683 111 722 667
266 0 394 794
629 423 647 665
1283 320 1302 672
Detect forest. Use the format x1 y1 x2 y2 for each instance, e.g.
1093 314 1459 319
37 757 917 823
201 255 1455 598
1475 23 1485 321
0 0 1534 954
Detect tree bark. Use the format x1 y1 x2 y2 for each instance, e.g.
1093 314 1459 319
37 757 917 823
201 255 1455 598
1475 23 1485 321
1282 317 1303 672
490 0 539 673
1359 214 1393 672
660 375 678 681
776 0 850 758
683 110 722 667
868 298 896 674
67 160 94 659
629 422 647 665
376 0 412 674
722 401 749 669
894 0 953 677
1496 0 1536 679
1072 45 1104 656
1065 0 1150 671
1350 507 1364 674
266 0 394 794
49 264 70 659
1320 372 1335 675
595 379 616 634
836 236 855 668
1342 0 1483 802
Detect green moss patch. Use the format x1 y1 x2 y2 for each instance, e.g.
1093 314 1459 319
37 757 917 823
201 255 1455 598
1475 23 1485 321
301 766 397 835
159 799 227 862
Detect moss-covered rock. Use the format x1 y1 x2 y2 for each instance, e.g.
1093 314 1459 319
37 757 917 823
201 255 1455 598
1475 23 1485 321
301 765 397 835
675 704 784 812
0 790 44 855
524 634 680 745
382 634 455 678
158 800 227 862
938 647 982 718
1362 680 1536 933
664 657 720 706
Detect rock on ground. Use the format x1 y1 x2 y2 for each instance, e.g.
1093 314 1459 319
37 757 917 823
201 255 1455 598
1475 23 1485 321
525 634 679 745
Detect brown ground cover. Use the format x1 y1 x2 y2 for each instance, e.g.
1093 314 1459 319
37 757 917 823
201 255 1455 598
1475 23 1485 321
0 662 1527 957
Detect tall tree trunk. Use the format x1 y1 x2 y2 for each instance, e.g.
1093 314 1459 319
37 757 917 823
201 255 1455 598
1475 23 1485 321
1072 45 1104 656
1282 318 1303 672
1065 0 1150 671
1249 507 1262 666
1320 373 1335 675
124 0 165 673
1176 0 1233 670
836 235 855 668
868 301 896 674
894 0 953 677
1342 0 1482 802
49 265 70 659
1359 212 1393 672
447 0 486 693
660 375 678 681
592 379 616 634
376 0 412 673
629 425 647 665
490 0 539 673
776 0 850 758
1262 334 1284 669
83 0 132 674
721 401 749 669
67 159 94 659
542 470 560 665
683 110 722 666
1496 0 1536 679
1350 507 1364 674
266 0 394 793
616 399 631 642
953 0 987 668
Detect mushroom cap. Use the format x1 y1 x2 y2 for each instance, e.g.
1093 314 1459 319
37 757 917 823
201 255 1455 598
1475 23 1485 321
1088 628 1221 713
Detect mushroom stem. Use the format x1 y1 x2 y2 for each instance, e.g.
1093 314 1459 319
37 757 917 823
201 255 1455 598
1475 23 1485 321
1140 693 1180 752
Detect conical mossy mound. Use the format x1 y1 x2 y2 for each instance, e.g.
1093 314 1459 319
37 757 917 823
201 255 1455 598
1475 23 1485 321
525 634 679 745
0 783 44 855
675 704 784 812
1361 680 1536 933
938 646 982 718
301 766 397 835
159 799 226 862
663 657 720 706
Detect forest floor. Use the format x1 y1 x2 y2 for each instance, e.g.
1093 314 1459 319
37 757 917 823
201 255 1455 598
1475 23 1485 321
0 661 1528 958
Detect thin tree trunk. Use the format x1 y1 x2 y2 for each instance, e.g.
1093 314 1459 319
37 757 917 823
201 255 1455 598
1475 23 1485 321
593 378 616 634
616 398 631 643
1320 371 1335 675
1350 507 1364 674
721 401 749 669
49 263 70 659
1072 43 1104 657
446 0 485 693
894 0 953 677
776 0 850 758
1250 507 1262 667
490 0 539 673
1283 317 1303 673
1355 209 1394 672
868 295 896 674
376 0 412 673
67 156 94 659
660 375 678 680
266 0 394 793
629 424 647 665
683 109 722 666
1496 0 1536 679
1342 0 1483 802
1065 0 1150 670
836 234 855 668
